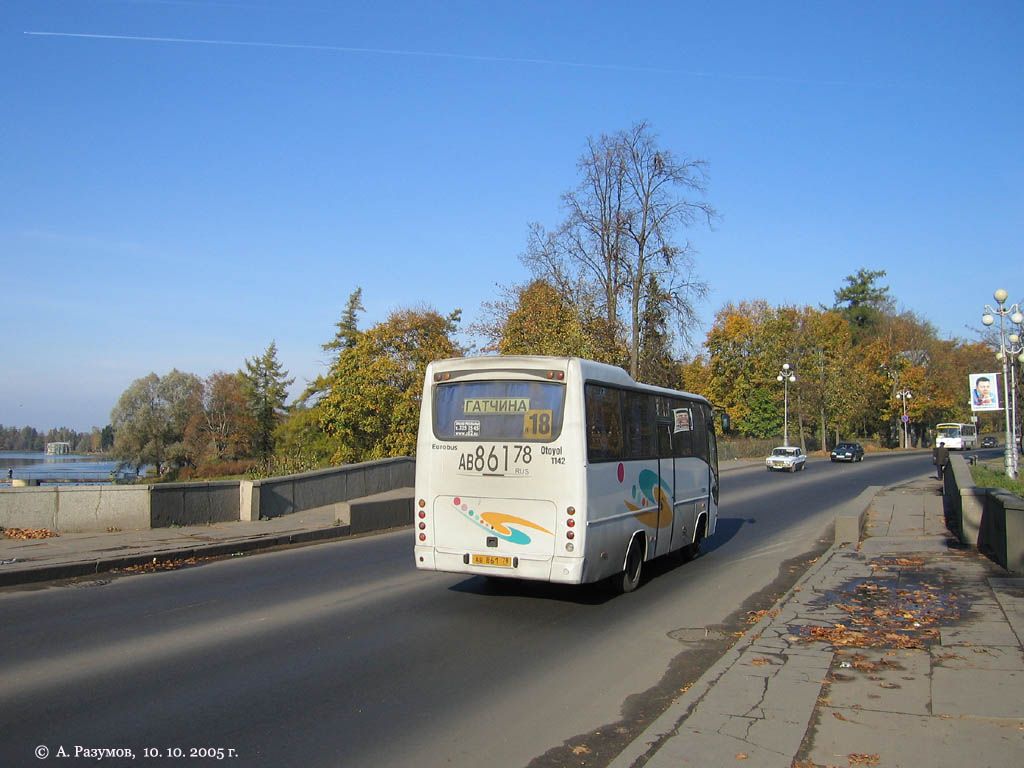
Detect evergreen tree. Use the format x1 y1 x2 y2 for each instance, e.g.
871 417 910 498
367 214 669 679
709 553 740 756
637 274 677 387
833 269 892 343
323 287 365 359
241 341 295 459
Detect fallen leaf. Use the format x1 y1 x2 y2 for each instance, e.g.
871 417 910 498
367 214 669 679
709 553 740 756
735 753 749 760
570 745 590 755
848 754 880 766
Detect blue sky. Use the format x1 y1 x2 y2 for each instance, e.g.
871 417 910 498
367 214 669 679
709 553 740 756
3 1 1021 432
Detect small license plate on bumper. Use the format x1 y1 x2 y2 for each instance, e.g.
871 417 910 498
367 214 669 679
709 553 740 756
472 554 512 567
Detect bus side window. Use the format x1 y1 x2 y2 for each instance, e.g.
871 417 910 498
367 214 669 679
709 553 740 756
623 391 656 459
657 420 673 457
671 399 694 458
690 405 709 463
586 385 623 461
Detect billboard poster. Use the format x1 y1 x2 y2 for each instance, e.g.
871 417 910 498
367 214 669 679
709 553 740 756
970 372 1001 411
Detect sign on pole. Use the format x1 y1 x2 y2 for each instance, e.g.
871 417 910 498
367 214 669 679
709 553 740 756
969 372 1001 412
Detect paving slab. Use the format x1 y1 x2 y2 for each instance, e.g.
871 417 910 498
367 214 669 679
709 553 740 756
990 577 1024 642
933 667 1024 717
825 648 931 716
807 708 1023 768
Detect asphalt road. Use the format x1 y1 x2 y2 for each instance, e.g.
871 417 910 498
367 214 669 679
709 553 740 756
0 451 940 768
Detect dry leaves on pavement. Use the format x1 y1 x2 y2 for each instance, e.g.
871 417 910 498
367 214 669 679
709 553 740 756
115 556 200 573
848 754 880 766
796 577 963 649
1 527 57 539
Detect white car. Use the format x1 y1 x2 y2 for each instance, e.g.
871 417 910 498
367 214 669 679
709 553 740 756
766 446 806 472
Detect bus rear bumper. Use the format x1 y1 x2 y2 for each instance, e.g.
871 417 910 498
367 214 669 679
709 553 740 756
414 548 585 584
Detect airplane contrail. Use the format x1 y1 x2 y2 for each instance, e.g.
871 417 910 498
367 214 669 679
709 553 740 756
25 31 695 75
24 30 907 89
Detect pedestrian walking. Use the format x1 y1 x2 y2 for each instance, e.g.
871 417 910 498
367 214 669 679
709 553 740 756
934 442 949 480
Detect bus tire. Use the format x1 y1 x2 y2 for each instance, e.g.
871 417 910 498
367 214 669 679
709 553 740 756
619 537 643 593
681 517 707 562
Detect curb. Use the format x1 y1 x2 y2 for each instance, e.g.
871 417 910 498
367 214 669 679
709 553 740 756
0 523 368 588
608 486 883 768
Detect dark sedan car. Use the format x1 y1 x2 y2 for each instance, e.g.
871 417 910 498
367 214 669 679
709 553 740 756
981 436 997 448
830 442 864 462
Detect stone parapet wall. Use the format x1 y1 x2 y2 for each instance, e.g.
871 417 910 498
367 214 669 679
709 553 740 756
0 458 416 533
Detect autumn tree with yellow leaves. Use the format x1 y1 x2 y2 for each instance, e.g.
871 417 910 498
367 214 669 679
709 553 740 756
318 306 463 464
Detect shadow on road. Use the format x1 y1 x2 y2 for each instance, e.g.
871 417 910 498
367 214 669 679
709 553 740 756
700 516 754 555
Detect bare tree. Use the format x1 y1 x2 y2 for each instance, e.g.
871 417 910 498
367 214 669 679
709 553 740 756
523 121 715 378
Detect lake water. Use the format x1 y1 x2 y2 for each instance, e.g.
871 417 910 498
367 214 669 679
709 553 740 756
0 452 137 485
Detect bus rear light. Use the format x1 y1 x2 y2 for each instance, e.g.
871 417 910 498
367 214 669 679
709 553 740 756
418 522 426 530
418 510 426 519
419 533 426 542
545 371 565 380
434 372 451 382
418 499 426 508
567 506 576 516
566 530 575 540
565 543 574 552
566 518 575 528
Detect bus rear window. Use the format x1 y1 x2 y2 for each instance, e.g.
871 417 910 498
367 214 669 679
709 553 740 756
432 380 565 442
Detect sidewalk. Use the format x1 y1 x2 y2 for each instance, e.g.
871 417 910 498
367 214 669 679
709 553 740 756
0 505 353 587
611 473 1024 768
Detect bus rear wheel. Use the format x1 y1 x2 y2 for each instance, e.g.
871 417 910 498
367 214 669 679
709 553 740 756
681 518 707 562
619 538 643 593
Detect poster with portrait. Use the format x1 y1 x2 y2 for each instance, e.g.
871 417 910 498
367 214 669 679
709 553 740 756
969 372 1001 411
673 408 692 433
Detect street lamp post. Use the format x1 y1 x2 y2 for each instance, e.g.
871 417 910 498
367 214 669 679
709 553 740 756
777 363 796 446
1002 323 1023 468
982 289 1023 480
896 389 912 449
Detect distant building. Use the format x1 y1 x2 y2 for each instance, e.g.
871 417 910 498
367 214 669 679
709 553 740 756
45 442 71 455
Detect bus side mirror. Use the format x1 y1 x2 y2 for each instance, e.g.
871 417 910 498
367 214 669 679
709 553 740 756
720 413 731 433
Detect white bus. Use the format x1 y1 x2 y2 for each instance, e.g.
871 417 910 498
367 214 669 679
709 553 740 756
413 356 719 592
935 422 978 450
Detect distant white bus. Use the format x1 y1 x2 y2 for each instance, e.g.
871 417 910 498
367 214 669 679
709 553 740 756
935 423 977 450
413 356 720 592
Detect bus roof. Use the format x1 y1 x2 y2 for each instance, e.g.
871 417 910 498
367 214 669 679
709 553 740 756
426 355 710 405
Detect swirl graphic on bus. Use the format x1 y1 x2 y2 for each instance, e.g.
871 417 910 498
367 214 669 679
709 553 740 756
621 467 673 529
453 496 553 545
